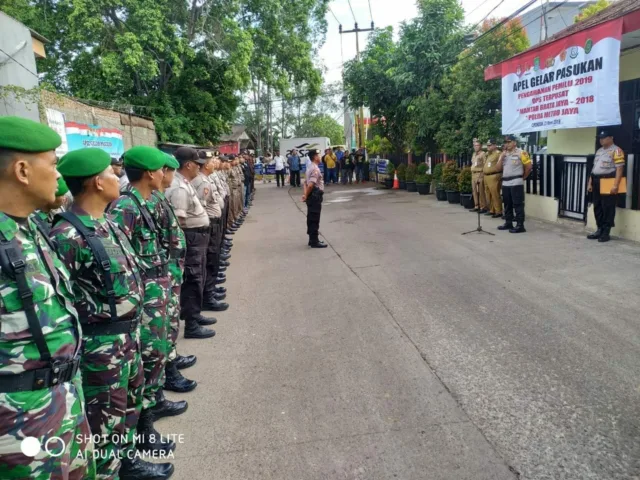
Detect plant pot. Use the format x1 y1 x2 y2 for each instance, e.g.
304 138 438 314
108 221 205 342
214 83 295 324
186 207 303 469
435 187 447 201
460 193 474 209
406 181 417 192
399 180 407 190
416 183 431 195
446 190 460 204
384 177 393 189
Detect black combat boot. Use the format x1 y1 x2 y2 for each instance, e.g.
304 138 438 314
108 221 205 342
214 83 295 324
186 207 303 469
136 409 176 455
219 260 230 267
497 222 513 231
217 272 226 281
119 455 174 480
587 228 602 239
214 286 227 294
174 354 197 370
202 297 229 312
218 266 227 273
598 228 611 243
509 224 526 234
220 253 231 261
213 292 226 301
151 390 188 419
184 317 216 339
164 361 197 393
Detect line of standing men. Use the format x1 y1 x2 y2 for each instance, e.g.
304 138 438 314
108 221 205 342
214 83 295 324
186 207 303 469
0 116 252 480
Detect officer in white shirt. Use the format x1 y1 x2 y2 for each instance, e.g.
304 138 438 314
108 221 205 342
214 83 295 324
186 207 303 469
274 151 286 187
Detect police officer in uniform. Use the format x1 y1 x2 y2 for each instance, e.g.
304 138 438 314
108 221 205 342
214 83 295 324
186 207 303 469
483 139 503 218
192 151 229 312
113 155 130 190
0 116 95 479
51 148 173 480
302 149 327 248
108 146 181 454
165 147 217 339
470 139 488 213
587 130 625 243
498 135 532 233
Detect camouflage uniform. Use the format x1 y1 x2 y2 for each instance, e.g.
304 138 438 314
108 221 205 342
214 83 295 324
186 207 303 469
0 213 96 480
50 205 145 480
108 186 170 410
149 191 186 363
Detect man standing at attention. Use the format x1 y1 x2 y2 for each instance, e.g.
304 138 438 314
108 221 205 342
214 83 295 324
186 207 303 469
288 149 301 187
498 135 532 234
482 139 503 218
302 149 327 249
324 148 338 185
470 139 488 214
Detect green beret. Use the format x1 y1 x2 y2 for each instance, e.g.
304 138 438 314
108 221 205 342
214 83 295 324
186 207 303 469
164 153 180 169
58 148 111 178
123 146 166 171
0 116 62 153
55 177 69 197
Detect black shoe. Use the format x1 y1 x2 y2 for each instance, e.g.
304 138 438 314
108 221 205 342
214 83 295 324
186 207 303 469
194 313 217 326
218 272 226 280
497 223 513 231
478 209 489 214
214 286 227 294
484 211 494 216
598 229 611 243
136 409 176 455
226 230 236 235
184 318 216 339
587 228 602 240
224 235 233 241
151 390 188 419
491 213 503 218
174 354 197 370
212 292 226 301
203 298 229 312
164 361 197 393
310 241 328 249
219 260 230 267
470 208 479 212
509 224 526 234
216 276 226 285
119 456 174 480
218 266 227 273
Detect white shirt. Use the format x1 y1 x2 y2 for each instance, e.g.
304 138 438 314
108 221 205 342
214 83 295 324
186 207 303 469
274 156 285 170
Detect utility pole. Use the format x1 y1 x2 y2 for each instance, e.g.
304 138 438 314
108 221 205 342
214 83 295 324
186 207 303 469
340 22 374 149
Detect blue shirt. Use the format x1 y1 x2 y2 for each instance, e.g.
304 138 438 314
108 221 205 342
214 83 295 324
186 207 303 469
288 155 300 171
336 150 344 162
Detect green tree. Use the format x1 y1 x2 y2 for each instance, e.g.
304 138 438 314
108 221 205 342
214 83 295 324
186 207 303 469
575 0 610 23
294 113 344 145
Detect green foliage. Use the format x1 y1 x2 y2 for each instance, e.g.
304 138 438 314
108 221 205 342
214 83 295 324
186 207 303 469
294 113 344 145
442 161 460 191
575 0 610 23
416 173 433 184
386 161 396 177
396 163 407 181
432 162 444 188
417 163 428 175
406 164 417 182
367 135 394 155
458 166 473 194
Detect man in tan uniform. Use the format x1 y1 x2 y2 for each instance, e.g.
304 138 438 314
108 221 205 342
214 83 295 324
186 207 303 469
470 139 487 213
483 139 503 218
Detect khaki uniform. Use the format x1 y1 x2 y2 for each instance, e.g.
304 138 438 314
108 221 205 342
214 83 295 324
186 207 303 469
483 150 503 214
471 151 487 210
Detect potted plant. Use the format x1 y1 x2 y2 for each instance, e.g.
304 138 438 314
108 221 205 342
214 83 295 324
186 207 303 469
442 161 461 204
433 163 446 201
416 164 431 194
396 164 407 190
385 161 395 189
405 164 417 192
458 166 474 209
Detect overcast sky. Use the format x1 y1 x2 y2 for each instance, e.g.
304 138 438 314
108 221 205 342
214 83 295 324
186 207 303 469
320 0 542 85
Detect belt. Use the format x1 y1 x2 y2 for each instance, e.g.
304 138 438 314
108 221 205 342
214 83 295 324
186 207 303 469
209 217 221 224
0 357 80 392
484 172 502 176
502 175 522 182
82 317 140 336
145 264 169 278
183 226 209 233
592 173 616 179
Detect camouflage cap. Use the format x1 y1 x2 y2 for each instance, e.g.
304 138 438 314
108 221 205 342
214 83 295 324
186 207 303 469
0 116 62 153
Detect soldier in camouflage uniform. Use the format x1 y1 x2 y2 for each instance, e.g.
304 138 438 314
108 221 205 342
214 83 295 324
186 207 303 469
0 116 95 479
149 154 197 393
51 148 174 480
31 177 70 237
108 146 182 456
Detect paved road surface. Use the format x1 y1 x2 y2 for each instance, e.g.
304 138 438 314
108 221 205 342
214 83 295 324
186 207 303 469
163 183 640 480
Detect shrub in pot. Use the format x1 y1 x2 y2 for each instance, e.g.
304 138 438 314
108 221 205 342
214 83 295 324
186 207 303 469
433 163 446 201
385 162 395 188
442 161 461 204
396 164 407 190
416 173 432 195
458 166 475 209
405 164 417 192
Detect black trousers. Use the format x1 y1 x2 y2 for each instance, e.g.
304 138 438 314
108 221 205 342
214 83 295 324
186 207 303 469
204 217 222 297
290 170 301 187
592 176 617 230
502 184 525 225
276 169 285 187
221 196 229 238
181 226 210 319
306 195 323 244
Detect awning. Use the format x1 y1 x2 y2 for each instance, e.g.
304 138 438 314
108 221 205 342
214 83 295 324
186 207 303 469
485 8 640 81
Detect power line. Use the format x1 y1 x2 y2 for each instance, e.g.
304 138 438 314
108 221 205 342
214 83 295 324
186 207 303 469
472 0 506 31
465 0 500 21
367 0 374 23
328 5 341 24
346 0 357 23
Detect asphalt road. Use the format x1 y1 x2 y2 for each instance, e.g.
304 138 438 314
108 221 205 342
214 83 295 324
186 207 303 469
162 182 640 480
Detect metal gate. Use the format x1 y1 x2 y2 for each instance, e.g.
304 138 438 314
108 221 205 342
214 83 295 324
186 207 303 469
559 156 588 220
